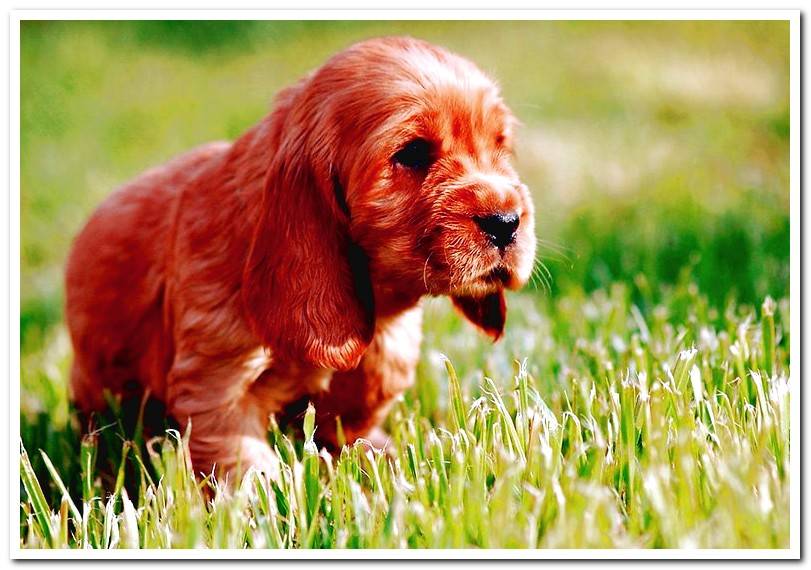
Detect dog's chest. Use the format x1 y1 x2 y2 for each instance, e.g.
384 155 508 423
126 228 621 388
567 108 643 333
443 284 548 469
360 305 424 383
249 305 423 409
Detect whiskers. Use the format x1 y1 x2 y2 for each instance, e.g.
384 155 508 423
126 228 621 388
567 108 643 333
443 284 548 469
536 238 575 266
528 255 553 294
422 252 433 293
528 238 574 295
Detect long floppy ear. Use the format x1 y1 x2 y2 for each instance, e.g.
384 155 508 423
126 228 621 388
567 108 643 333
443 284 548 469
452 290 506 341
241 91 374 371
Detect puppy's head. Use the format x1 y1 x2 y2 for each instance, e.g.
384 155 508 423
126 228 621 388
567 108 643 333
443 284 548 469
244 37 536 370
332 38 536 337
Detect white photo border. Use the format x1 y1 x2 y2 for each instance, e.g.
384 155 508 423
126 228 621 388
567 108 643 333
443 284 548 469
8 8 801 561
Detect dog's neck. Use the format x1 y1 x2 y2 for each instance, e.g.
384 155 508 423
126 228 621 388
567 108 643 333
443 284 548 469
346 240 423 323
371 281 423 321
330 171 424 324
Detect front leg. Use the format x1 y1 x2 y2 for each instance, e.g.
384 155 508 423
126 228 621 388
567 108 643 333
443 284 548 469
309 307 423 450
166 349 281 481
309 369 405 450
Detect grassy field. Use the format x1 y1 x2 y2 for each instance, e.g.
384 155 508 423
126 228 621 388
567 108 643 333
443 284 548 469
19 20 790 549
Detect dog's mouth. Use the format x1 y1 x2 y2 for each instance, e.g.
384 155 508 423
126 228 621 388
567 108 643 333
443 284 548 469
476 265 513 289
443 265 515 297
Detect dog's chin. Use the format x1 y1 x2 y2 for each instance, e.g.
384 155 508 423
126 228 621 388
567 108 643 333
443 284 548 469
445 265 526 298
422 238 534 298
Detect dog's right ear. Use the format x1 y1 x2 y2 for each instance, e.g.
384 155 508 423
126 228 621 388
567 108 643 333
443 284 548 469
241 84 375 372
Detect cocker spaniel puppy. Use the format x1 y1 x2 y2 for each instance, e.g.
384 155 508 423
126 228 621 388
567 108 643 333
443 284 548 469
65 36 536 477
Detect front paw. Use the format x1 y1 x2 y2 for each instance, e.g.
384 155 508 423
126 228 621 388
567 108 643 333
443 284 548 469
191 435 280 483
233 436 280 480
358 427 393 454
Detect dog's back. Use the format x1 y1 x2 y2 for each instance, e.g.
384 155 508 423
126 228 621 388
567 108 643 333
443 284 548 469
65 142 231 412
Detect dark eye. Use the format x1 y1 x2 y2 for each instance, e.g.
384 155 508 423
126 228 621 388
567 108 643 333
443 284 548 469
495 134 506 146
393 138 433 170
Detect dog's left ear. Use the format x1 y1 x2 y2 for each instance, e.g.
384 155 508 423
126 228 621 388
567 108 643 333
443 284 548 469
452 290 506 341
241 84 374 371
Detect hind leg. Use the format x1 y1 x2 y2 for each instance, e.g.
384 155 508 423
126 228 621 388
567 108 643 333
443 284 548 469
69 359 110 416
70 356 156 435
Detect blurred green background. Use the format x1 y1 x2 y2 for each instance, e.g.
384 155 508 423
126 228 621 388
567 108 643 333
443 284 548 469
18 22 791 547
21 19 789 357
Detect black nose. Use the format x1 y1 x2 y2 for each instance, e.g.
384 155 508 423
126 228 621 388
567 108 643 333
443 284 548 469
474 212 520 250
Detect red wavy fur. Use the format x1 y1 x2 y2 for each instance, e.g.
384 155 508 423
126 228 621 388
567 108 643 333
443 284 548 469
65 36 536 478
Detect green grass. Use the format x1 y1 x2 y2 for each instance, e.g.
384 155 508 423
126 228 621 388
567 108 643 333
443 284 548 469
19 20 790 549
20 288 790 548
